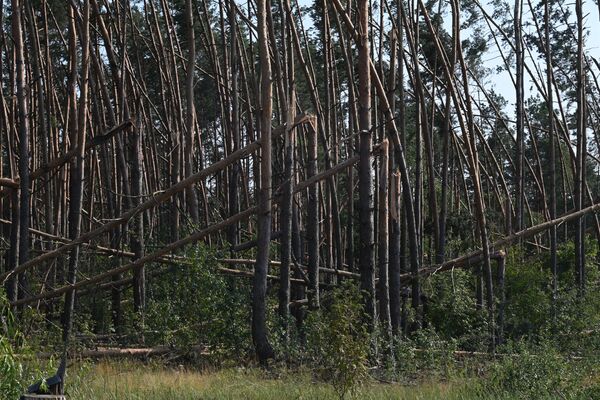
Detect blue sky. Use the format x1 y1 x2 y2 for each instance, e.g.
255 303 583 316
294 0 600 119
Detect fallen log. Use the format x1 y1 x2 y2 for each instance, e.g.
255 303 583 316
34 345 208 359
0 177 18 189
10 207 257 307
0 218 191 265
1 116 312 283
30 120 133 181
402 201 600 281
11 149 366 306
232 231 282 252
0 121 132 197
15 198 597 306
218 267 306 284
219 258 360 278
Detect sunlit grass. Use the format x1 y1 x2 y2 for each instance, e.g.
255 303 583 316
65 361 488 400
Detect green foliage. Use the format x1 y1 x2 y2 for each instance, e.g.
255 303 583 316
390 327 467 385
426 269 489 351
145 244 252 362
0 293 22 399
305 283 370 399
0 291 57 399
503 248 552 339
481 341 600 399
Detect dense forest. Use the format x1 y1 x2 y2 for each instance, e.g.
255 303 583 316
1 0 600 398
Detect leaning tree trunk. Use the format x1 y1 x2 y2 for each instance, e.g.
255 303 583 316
228 0 240 251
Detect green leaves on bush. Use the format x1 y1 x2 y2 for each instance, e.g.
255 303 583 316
1 291 25 398
145 244 252 361
305 283 370 400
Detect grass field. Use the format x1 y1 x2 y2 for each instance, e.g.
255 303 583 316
65 361 487 400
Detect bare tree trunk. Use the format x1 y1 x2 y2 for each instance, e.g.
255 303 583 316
290 202 305 329
131 117 145 316
437 16 458 264
377 139 394 362
252 0 275 364
6 188 19 302
184 0 199 224
514 0 525 232
307 118 320 310
545 0 558 317
12 0 30 301
497 198 510 345
574 0 586 295
279 0 296 338
453 0 495 350
228 0 240 251
378 140 392 343
388 3 402 334
357 0 376 326
60 1 90 388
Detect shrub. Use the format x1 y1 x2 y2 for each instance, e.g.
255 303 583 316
0 291 54 399
305 283 370 399
482 342 581 399
145 244 252 362
426 269 489 351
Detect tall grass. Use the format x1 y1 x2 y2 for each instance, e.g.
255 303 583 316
66 361 487 400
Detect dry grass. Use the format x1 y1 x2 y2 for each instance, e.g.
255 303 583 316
65 361 480 400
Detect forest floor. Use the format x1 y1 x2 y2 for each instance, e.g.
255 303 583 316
63 360 486 400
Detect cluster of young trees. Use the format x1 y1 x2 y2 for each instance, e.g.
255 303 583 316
1 0 599 389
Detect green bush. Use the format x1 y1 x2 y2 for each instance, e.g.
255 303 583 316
145 244 252 362
482 342 584 399
304 283 370 400
0 300 22 399
503 249 552 340
0 291 56 399
426 269 489 351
